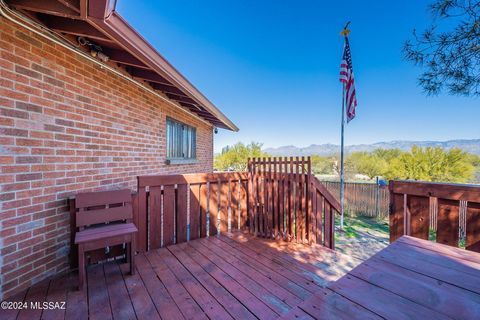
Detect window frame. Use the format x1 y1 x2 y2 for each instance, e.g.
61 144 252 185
165 117 197 164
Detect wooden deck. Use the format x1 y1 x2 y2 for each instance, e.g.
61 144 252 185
0 232 357 320
282 235 480 320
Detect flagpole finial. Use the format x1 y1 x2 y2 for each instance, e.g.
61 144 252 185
340 21 351 37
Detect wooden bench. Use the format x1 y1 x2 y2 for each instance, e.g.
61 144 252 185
74 189 137 290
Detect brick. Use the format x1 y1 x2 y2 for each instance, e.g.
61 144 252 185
0 107 28 119
16 173 42 181
15 65 41 79
16 156 42 164
0 128 28 137
15 31 42 48
43 124 64 132
31 63 53 76
55 118 74 127
16 101 43 113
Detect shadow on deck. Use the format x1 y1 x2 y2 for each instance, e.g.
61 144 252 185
1 232 359 320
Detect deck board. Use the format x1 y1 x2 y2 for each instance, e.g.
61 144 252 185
285 236 480 320
3 233 478 319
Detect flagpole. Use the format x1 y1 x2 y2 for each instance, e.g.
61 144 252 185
339 22 350 229
340 82 345 229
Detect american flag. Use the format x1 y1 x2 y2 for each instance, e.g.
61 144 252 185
339 37 357 122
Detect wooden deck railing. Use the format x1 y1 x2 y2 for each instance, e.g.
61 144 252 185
134 158 340 252
389 180 480 252
248 157 340 248
136 172 248 252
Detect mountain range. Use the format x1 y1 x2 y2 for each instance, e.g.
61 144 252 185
263 139 480 156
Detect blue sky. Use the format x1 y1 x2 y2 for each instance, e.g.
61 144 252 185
118 1 480 152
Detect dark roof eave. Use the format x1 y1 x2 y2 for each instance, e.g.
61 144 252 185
84 0 238 131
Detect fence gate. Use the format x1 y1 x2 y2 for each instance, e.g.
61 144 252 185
248 157 313 243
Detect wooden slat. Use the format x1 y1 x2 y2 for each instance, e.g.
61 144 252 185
64 273 88 320
17 278 49 320
324 201 332 249
209 182 219 235
149 186 162 249
176 184 188 244
376 240 480 294
466 202 480 252
168 244 256 320
137 183 148 252
240 180 248 230
163 185 175 246
75 189 131 208
135 254 184 319
209 237 312 300
231 179 239 230
390 180 480 202
182 242 278 319
156 249 232 320
103 263 136 320
190 184 201 240
272 157 277 238
279 306 315 320
436 198 460 247
219 181 229 233
197 238 303 308
75 205 132 227
145 251 208 320
199 183 208 238
293 288 382 320
389 192 405 243
328 274 451 320
349 257 480 319
138 172 248 187
189 240 290 316
119 263 160 320
407 195 430 240
315 192 323 245
87 264 113 320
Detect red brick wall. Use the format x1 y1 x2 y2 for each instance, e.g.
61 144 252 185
0 17 214 299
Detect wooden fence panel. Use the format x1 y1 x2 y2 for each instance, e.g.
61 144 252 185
389 180 480 253
190 184 200 240
322 181 389 219
231 179 239 230
436 199 459 247
240 180 248 230
199 183 208 238
149 186 162 249
389 193 405 243
137 187 148 252
176 184 188 244
163 185 175 246
247 157 339 248
209 182 219 236
466 202 480 252
219 181 229 233
407 195 430 240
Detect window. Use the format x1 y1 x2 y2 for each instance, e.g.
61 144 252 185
166 117 196 162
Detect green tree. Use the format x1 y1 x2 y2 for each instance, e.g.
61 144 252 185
346 152 388 179
386 146 474 182
311 155 335 175
403 0 480 96
214 142 268 171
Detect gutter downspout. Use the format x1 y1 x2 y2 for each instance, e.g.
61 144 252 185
0 0 214 129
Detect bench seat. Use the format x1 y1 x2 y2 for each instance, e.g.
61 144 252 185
75 223 138 244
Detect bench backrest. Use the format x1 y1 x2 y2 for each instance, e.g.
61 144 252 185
75 189 132 228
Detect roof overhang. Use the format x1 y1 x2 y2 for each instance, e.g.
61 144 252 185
4 0 238 131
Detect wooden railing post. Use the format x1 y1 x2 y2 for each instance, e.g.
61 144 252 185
389 180 480 252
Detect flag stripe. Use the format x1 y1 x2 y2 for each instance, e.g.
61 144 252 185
339 37 357 122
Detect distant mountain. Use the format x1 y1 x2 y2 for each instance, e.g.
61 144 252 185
263 139 480 156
